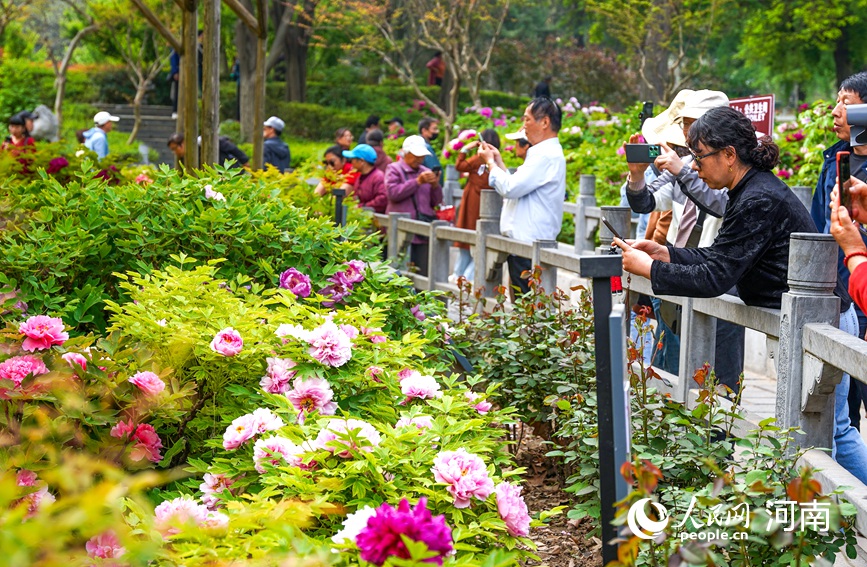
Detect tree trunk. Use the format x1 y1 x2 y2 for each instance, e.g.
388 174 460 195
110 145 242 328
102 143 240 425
201 0 221 165
834 27 852 89
283 0 313 102
127 84 146 145
235 6 257 143
52 24 96 133
182 4 199 168
54 75 67 131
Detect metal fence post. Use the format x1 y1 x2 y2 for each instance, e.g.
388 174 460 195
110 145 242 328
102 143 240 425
574 174 597 254
332 188 346 227
776 233 841 452
473 190 503 297
579 253 626 566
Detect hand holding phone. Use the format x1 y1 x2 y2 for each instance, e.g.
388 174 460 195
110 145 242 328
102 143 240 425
625 143 662 163
601 216 627 243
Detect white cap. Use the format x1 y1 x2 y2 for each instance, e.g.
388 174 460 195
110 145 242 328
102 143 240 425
641 89 693 146
677 90 729 121
93 111 120 126
264 116 285 132
402 135 431 157
505 128 527 141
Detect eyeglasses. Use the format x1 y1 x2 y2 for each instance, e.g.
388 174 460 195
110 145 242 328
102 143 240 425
689 147 724 169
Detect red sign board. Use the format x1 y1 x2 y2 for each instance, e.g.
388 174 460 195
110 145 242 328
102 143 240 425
729 95 775 137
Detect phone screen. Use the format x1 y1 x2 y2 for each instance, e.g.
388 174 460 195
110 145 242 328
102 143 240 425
839 151 852 216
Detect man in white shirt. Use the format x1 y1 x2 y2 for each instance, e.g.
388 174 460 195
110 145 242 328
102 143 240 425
478 97 566 293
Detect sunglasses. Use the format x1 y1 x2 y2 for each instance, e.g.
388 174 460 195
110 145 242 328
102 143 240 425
689 147 724 169
323 159 340 167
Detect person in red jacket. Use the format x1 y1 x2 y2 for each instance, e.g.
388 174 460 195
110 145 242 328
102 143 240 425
344 144 387 213
832 177 867 315
2 113 35 152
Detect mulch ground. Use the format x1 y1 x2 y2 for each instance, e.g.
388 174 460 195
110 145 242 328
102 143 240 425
513 427 603 567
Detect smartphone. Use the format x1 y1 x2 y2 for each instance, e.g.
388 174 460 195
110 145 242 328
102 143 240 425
431 166 443 175
601 216 624 241
625 143 662 163
838 151 853 216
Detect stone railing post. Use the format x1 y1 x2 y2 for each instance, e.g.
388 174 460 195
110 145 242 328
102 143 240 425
444 165 461 207
427 220 450 291
597 206 631 252
473 189 503 297
776 233 841 451
574 175 597 254
387 212 411 262
532 240 559 292
676 298 716 404
791 186 812 212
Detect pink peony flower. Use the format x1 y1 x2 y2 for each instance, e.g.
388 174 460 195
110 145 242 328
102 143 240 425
286 377 338 424
62 352 87 371
210 327 243 356
129 423 163 463
340 260 366 284
410 305 426 321
465 391 492 414
401 374 442 402
395 415 434 430
134 173 153 185
279 268 312 297
17 469 37 487
253 435 307 473
259 357 297 394
361 327 387 344
318 281 353 307
495 482 531 537
129 371 166 396
203 510 230 532
339 324 359 339
250 407 285 433
19 315 68 351
307 321 353 367
367 365 384 381
398 368 420 382
86 530 126 559
20 486 55 518
199 473 235 508
222 412 258 450
332 505 378 546
316 418 381 458
204 185 225 201
356 497 453 566
0 355 48 387
110 419 136 439
431 449 494 508
154 496 210 535
494 118 506 127
457 129 477 142
478 107 493 119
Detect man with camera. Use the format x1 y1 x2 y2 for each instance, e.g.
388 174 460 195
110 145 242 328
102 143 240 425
810 71 867 429
478 97 566 294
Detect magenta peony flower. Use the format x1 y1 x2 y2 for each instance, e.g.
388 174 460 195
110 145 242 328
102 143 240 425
259 357 297 394
340 260 366 284
199 473 235 508
319 281 354 307
395 415 434 430
155 496 209 535
286 377 338 424
46 157 69 174
129 371 166 396
17 469 37 487
129 423 163 463
210 327 243 356
86 530 126 559
465 391 492 414
279 268 312 297
356 497 453 565
401 374 442 402
0 355 48 387
253 435 307 473
431 449 494 508
61 352 87 371
410 305 426 321
315 418 381 458
307 321 353 367
494 118 507 127
19 315 68 351
478 107 493 119
495 482 531 537
110 419 135 439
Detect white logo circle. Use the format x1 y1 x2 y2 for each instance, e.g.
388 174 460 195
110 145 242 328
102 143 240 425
626 498 668 540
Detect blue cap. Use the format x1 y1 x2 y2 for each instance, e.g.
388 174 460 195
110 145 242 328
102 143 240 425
342 144 377 164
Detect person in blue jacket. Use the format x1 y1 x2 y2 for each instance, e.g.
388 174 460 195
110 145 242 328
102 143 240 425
810 70 867 429
263 116 291 173
82 111 119 160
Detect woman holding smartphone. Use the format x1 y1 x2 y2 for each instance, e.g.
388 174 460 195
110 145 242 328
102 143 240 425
616 106 867 484
832 177 867 318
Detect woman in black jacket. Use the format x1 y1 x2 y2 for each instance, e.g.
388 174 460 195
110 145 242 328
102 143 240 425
616 105 867 484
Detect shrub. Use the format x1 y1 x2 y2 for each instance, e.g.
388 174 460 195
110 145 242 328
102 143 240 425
0 164 381 332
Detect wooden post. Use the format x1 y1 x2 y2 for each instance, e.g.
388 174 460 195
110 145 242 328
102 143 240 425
776 233 841 452
575 175 597 254
182 0 199 169
201 0 220 166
